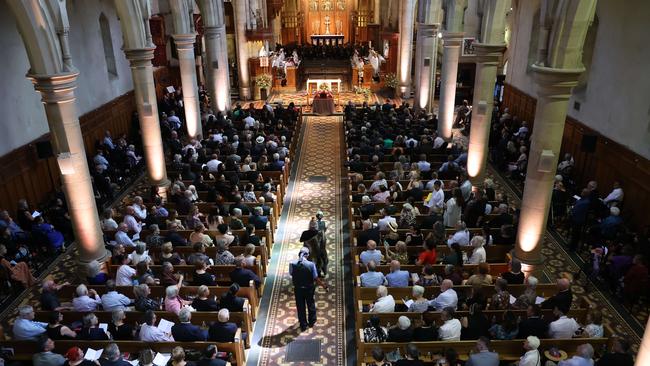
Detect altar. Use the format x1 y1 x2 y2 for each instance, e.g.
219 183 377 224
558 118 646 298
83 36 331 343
310 34 345 46
306 78 341 114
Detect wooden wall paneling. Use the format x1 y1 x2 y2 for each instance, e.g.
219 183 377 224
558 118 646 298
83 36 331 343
502 83 650 229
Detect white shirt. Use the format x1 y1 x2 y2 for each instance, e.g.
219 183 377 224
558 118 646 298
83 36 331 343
371 295 395 313
447 230 470 246
168 115 182 129
101 291 132 311
438 318 462 340
73 294 101 312
206 158 222 172
122 215 141 233
133 205 147 220
116 264 136 286
519 350 541 366
549 316 580 339
468 246 486 264
369 179 388 193
140 324 175 342
377 216 397 232
101 218 118 231
429 288 458 310
424 188 445 210
244 116 256 128
115 231 135 247
603 188 624 204
433 136 446 149
417 161 431 172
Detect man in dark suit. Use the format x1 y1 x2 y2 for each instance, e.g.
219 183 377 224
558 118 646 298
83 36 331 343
220 283 246 312
230 256 262 288
357 219 381 247
171 308 207 341
517 304 549 339
229 195 251 216
249 207 269 230
208 309 239 342
541 278 573 311
166 223 188 247
196 345 227 366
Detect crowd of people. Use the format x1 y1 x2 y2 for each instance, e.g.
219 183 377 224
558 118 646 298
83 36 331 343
487 103 649 308
343 101 635 366
1 82 302 365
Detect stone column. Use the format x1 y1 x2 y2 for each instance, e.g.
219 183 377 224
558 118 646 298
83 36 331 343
233 0 251 100
397 0 416 97
414 23 439 112
514 65 583 265
124 48 170 189
638 316 650 366
172 34 202 139
466 43 505 184
29 72 109 264
205 25 231 112
373 0 381 24
438 31 463 139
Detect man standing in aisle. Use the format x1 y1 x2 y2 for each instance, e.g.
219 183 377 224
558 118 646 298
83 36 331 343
290 247 329 331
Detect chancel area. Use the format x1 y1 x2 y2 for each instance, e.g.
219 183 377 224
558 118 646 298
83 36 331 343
0 0 649 365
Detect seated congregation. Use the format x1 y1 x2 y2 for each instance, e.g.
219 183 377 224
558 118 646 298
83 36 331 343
2 94 302 366
341 102 632 366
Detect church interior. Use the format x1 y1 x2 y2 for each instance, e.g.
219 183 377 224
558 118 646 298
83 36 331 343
0 0 649 365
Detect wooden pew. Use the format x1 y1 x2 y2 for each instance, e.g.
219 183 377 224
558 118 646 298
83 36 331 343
353 262 511 278
356 339 610 364
123 245 270 275
352 245 512 264
3 340 246 366
105 264 264 296
33 310 253 349
104 228 274 254
57 285 260 320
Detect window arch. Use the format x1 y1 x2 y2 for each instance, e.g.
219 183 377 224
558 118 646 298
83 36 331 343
99 13 117 78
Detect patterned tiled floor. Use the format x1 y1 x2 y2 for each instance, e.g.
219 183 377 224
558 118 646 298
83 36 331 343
249 116 348 366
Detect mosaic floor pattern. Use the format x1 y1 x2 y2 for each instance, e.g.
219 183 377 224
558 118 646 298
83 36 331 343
250 116 348 366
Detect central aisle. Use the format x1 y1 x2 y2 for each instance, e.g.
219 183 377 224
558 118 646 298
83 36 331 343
249 116 350 366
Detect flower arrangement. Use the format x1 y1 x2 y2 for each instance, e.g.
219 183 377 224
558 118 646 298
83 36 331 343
314 89 333 98
353 85 371 97
319 83 330 92
256 74 272 89
384 72 398 90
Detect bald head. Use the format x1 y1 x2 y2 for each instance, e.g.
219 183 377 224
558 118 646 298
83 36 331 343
557 278 570 291
367 240 377 250
390 260 400 272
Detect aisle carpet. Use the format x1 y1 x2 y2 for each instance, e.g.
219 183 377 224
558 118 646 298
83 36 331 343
249 116 349 366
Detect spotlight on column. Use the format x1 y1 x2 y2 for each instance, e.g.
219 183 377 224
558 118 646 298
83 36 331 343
142 102 153 117
537 150 556 173
57 152 75 175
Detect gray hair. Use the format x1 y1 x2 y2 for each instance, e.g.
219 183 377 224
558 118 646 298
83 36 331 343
377 285 388 297
577 343 594 359
18 305 34 317
254 206 263 215
527 276 538 288
165 285 179 299
134 284 149 298
218 308 230 322
136 242 147 255
412 285 425 297
86 260 101 277
149 224 160 233
76 284 88 297
112 309 126 323
178 307 192 322
397 316 411 330
83 313 98 327
103 343 121 362
233 208 242 216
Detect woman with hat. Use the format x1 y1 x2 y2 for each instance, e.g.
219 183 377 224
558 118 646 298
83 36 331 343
63 347 99 366
383 221 400 246
518 336 541 366
398 203 417 228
